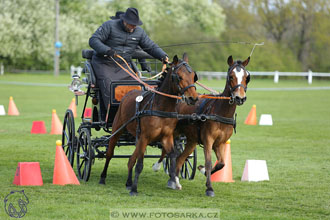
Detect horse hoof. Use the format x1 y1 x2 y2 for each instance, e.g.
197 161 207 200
167 180 176 190
99 179 105 185
205 190 215 197
129 191 138 196
152 162 161 172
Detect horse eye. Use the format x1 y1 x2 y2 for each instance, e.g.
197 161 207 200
229 76 234 80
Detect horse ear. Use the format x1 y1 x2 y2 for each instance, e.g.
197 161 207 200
243 56 250 67
227 55 234 66
194 72 198 82
172 55 179 65
182 52 189 63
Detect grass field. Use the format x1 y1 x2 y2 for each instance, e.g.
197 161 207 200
0 73 329 219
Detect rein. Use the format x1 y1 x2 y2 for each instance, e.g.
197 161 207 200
111 55 234 101
111 55 183 100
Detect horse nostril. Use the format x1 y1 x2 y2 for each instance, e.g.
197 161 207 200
235 96 246 105
188 97 197 105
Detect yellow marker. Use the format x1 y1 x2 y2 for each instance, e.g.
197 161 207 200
56 140 62 146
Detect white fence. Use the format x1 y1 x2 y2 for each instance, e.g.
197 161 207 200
198 70 330 84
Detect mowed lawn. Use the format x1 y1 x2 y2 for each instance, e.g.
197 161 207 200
0 73 329 219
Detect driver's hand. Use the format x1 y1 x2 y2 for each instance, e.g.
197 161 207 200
162 56 169 64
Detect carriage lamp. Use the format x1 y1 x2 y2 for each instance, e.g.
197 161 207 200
69 74 84 95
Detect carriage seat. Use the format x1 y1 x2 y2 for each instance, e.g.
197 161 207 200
81 50 97 87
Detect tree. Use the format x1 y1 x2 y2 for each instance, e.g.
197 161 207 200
0 0 111 70
0 0 226 71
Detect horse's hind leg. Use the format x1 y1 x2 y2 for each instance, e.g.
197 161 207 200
126 149 138 190
99 123 124 185
129 138 148 196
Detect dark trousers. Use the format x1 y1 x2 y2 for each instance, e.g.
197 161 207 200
92 55 134 109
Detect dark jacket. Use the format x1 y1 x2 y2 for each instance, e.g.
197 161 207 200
89 19 167 62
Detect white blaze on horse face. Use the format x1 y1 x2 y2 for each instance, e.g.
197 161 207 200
233 67 246 98
233 67 244 85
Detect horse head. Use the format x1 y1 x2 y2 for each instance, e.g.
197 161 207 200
170 53 199 105
226 55 250 106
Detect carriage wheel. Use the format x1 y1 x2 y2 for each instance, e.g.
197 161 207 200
62 109 76 167
77 128 94 182
163 137 197 180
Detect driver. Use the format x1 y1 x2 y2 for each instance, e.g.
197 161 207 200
89 7 168 109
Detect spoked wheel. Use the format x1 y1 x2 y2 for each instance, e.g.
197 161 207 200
77 128 94 182
62 109 76 167
163 136 197 180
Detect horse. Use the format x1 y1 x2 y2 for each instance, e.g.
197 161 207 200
99 53 199 196
153 55 250 197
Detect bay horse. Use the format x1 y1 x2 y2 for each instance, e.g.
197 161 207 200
99 54 199 196
153 55 250 197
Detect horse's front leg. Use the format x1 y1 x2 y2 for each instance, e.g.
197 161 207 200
204 140 215 197
129 137 148 196
211 140 225 174
152 149 166 172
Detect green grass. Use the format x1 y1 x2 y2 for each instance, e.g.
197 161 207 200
0 73 330 219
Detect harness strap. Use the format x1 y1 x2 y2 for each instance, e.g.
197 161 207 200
202 114 236 132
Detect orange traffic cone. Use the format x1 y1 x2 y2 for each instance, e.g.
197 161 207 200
211 140 234 182
53 140 80 185
50 109 63 135
68 98 77 118
8 96 19 116
13 162 43 186
244 104 257 125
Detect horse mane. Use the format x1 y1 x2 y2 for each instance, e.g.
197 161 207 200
156 67 170 90
236 60 243 65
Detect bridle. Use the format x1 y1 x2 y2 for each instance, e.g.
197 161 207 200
226 63 250 104
171 61 197 96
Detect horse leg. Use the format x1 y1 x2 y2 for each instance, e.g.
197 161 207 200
99 124 124 185
160 136 180 190
126 149 138 190
173 139 197 190
204 141 215 197
152 148 166 172
167 147 181 190
129 138 148 196
211 141 225 174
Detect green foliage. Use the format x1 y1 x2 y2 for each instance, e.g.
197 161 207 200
0 0 329 72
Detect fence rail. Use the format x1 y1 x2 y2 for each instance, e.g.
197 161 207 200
197 70 330 84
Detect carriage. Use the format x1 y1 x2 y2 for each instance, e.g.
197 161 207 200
61 49 197 182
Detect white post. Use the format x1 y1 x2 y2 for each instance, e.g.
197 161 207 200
308 70 312 84
0 63 3 75
77 66 83 77
274 71 279 83
70 65 75 76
